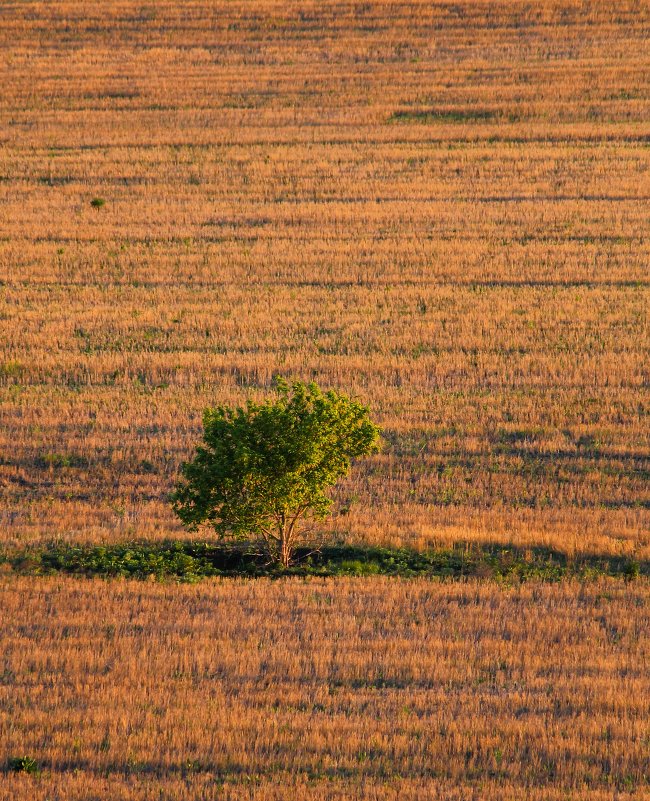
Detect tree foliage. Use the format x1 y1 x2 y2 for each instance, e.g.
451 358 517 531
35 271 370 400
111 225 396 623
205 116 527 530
172 379 381 566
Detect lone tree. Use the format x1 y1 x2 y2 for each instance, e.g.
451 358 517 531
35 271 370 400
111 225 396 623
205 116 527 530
172 378 381 567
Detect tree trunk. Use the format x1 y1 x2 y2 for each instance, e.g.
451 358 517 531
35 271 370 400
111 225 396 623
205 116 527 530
278 513 292 568
279 523 292 568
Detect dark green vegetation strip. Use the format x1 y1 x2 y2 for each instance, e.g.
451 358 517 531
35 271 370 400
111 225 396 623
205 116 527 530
387 108 499 124
0 542 644 583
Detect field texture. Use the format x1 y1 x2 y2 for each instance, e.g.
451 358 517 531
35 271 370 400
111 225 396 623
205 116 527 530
0 0 648 556
1 4 650 799
1 576 649 800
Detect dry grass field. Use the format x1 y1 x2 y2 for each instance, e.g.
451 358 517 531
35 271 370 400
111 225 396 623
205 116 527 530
1 576 649 800
0 0 648 556
0 2 649 797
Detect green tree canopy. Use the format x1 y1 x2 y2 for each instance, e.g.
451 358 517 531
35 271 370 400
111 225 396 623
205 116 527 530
172 378 381 566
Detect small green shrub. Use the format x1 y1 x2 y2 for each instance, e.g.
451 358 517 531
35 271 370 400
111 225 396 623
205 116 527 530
90 197 106 208
35 452 89 469
0 360 23 379
624 559 640 581
8 755 39 774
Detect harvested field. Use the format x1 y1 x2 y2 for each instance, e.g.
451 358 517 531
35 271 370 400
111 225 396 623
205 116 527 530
0 0 648 556
1 576 649 800
1 4 649 797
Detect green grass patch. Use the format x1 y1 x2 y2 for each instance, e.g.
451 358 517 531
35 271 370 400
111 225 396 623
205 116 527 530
0 541 645 583
388 108 498 124
6 756 40 775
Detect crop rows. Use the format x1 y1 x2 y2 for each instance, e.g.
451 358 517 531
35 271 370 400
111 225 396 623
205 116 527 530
1 0 648 556
1 576 649 800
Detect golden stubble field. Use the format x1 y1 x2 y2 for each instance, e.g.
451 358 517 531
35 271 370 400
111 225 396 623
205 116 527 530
1 576 649 800
1 2 650 798
0 0 648 556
